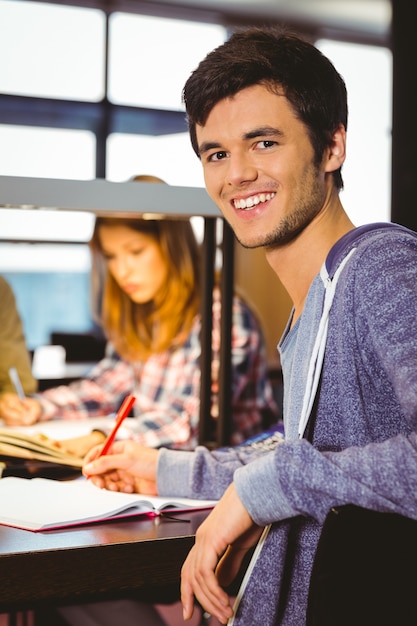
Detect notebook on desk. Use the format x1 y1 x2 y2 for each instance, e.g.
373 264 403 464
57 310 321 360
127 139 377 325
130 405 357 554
0 476 217 532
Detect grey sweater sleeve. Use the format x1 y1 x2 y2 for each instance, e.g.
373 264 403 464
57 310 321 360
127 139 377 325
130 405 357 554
235 433 417 526
157 435 283 500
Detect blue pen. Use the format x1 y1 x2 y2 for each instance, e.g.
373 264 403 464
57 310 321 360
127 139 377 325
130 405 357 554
8 367 25 400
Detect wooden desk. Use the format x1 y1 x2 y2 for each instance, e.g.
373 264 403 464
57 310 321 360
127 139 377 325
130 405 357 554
0 510 210 614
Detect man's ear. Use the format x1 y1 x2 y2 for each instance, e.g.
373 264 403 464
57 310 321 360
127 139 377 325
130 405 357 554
325 124 346 173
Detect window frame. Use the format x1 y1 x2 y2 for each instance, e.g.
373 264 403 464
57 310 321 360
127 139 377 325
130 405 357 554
0 1 389 182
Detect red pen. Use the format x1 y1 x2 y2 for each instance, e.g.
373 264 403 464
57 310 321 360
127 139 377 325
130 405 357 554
98 395 136 458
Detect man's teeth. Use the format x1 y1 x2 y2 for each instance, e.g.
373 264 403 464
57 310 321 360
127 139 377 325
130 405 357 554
234 192 276 210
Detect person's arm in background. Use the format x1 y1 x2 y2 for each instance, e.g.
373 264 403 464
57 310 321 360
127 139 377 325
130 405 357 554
0 276 37 404
0 342 135 425
27 350 136 420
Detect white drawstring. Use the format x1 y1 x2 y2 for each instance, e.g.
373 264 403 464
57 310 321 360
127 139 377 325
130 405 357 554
298 248 356 438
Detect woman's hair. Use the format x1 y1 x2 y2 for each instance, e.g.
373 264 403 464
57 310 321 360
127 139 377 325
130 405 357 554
182 27 348 190
90 176 201 361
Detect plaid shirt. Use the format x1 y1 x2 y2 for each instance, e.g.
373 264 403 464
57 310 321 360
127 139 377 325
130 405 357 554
37 292 278 450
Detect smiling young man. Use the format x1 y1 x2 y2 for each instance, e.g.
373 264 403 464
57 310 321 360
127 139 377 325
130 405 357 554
83 28 417 625
179 27 417 625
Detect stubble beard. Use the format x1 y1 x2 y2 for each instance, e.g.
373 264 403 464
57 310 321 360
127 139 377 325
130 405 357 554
235 170 325 251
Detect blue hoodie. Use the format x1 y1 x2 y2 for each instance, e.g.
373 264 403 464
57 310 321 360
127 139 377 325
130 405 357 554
158 223 417 625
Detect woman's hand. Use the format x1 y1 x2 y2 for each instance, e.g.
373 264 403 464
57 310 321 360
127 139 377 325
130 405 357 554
83 440 160 495
180 483 263 624
48 430 107 459
0 393 42 425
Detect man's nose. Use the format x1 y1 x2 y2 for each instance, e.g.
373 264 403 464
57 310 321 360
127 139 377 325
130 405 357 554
226 153 258 187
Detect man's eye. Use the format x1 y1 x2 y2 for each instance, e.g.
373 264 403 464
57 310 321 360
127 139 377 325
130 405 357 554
209 151 227 162
258 140 276 149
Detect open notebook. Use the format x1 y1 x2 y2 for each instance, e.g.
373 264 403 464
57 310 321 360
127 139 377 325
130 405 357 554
0 476 217 532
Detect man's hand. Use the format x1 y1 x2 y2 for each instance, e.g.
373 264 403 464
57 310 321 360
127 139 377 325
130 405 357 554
181 483 263 624
83 440 159 495
0 393 41 425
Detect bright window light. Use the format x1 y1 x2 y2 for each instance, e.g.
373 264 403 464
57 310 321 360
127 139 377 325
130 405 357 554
108 14 226 110
0 209 95 243
0 125 96 180
317 40 392 225
0 0 105 101
0 243 91 272
106 132 205 187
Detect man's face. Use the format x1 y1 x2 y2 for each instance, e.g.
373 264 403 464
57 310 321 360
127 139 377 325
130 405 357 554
196 84 329 250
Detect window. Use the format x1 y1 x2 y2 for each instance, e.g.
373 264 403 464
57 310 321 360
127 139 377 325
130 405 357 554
0 3 393 350
106 132 204 187
0 125 96 180
0 0 105 101
317 40 392 226
108 13 226 111
1 243 93 350
0 3 226 349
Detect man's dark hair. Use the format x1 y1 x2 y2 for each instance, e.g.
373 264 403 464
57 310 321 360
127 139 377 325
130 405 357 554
182 27 348 190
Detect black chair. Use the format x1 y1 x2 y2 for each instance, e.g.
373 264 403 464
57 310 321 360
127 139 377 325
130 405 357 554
307 505 417 626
